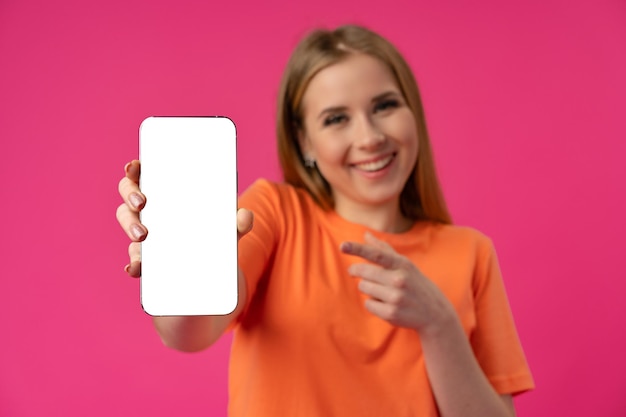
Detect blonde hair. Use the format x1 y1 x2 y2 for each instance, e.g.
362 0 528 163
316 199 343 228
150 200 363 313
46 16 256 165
276 25 451 224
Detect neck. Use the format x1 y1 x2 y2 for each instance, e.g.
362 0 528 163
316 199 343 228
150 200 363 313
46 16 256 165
333 196 413 233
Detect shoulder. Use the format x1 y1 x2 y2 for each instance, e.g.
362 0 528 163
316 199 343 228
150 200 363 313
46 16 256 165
239 179 317 219
424 223 496 261
430 223 493 247
240 178 280 198
241 179 310 203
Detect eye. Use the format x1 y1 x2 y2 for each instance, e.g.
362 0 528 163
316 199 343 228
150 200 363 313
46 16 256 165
323 113 348 126
374 99 399 113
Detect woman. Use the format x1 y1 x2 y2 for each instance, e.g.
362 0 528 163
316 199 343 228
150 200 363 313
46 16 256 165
117 25 533 417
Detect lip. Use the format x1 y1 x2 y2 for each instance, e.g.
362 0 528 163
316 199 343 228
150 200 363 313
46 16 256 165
349 152 396 166
349 152 397 179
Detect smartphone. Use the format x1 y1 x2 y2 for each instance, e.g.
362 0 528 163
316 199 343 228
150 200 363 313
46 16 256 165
139 116 238 316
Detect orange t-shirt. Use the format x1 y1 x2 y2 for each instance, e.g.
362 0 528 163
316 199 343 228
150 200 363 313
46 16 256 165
230 179 534 417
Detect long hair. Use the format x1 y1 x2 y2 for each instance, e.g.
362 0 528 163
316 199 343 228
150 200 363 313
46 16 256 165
276 25 451 224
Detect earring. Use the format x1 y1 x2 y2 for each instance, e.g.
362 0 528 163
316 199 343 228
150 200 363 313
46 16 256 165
304 156 316 168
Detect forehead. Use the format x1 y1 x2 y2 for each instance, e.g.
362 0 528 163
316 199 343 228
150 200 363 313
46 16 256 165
301 54 400 112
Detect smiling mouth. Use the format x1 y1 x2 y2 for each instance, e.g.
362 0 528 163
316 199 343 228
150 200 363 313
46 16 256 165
352 153 396 172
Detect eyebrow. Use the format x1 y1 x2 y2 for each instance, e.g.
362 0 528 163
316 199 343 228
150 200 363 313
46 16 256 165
316 91 402 121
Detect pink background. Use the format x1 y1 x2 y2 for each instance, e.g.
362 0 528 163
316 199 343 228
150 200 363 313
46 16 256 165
1 0 624 415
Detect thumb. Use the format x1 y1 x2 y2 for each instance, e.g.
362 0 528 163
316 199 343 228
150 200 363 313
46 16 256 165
237 208 254 240
124 159 141 185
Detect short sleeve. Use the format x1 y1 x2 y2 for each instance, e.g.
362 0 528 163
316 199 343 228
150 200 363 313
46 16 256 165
470 238 535 395
232 179 283 326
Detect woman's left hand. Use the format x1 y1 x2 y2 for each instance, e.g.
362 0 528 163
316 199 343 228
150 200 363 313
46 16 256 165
340 232 455 335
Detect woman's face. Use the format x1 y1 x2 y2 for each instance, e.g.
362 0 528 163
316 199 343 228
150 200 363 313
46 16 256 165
299 53 419 216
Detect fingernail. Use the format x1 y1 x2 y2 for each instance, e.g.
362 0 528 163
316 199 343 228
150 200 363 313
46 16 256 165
340 242 352 252
129 192 144 209
124 162 131 173
124 264 130 273
131 224 146 240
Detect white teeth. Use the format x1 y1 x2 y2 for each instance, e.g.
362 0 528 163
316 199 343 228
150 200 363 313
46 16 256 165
354 155 394 172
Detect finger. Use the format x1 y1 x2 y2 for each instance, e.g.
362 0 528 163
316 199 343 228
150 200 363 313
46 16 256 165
358 279 404 306
118 176 146 212
340 241 402 269
348 262 387 284
124 160 141 184
125 241 141 278
116 203 148 241
364 232 394 252
237 208 254 240
364 298 402 323
349 262 410 289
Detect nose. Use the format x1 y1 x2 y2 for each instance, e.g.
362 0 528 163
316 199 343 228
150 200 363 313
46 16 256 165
355 115 386 149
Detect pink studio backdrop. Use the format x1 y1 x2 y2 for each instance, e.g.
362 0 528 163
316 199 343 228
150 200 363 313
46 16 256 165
1 0 624 416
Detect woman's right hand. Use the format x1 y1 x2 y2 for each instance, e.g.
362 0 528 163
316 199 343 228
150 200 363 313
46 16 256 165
116 160 148 277
116 160 255 279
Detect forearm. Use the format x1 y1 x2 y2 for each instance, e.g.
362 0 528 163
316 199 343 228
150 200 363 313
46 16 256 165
153 315 221 352
153 268 248 352
420 313 515 417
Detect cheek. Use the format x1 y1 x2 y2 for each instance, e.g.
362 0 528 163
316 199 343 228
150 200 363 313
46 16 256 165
311 135 349 166
394 117 419 170
400 113 419 139
384 113 419 151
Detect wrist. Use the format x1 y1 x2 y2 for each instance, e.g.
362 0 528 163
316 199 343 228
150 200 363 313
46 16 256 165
418 305 461 342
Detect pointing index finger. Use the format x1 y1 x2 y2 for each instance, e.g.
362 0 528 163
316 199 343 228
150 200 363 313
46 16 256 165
340 240 402 269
